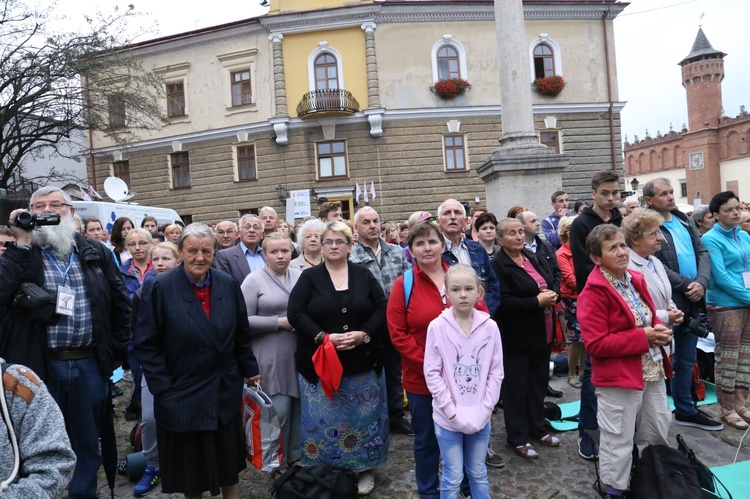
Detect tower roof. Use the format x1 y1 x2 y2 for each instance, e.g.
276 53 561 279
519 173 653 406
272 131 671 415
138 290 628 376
680 28 726 65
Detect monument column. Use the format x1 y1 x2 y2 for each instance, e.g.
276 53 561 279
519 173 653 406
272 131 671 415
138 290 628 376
361 22 384 137
269 32 289 145
477 0 569 217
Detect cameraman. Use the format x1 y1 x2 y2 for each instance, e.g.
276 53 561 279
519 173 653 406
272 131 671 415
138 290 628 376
0 186 130 499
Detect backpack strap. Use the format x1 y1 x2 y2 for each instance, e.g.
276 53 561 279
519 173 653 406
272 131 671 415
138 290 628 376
403 269 413 309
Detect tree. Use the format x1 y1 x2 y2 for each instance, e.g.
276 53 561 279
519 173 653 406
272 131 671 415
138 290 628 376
0 0 165 191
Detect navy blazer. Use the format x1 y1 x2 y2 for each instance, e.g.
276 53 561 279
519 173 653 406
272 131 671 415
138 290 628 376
214 243 252 285
135 265 259 432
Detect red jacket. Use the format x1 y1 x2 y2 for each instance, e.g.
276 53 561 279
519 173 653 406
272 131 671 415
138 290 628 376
577 266 662 391
556 243 578 299
387 261 487 395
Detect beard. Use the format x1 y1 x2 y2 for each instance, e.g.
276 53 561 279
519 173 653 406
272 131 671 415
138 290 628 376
32 214 78 256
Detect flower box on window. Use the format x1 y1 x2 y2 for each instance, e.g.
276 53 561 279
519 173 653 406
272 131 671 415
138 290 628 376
533 75 565 97
432 78 471 100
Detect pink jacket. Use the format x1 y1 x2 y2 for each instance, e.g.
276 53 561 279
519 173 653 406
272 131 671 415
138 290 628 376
424 308 504 434
577 266 663 391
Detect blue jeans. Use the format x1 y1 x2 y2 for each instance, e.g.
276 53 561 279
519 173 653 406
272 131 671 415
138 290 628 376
578 355 598 433
672 308 700 416
47 357 109 499
434 422 491 499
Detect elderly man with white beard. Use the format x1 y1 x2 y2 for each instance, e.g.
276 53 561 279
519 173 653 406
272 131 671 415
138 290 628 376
0 186 131 499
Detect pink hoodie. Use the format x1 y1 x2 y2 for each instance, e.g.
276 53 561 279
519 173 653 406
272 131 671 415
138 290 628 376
424 308 504 434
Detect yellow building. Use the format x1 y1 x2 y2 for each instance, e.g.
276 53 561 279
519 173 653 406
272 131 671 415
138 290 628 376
88 0 627 223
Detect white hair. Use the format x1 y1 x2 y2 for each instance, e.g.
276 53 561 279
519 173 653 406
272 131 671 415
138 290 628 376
297 218 324 242
178 223 215 249
239 213 262 227
436 199 466 218
30 186 73 207
353 206 378 226
259 206 278 218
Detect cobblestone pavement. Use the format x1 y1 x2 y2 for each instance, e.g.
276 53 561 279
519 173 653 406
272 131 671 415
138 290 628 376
101 376 750 498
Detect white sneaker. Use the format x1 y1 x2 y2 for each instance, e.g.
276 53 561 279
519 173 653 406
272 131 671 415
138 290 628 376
357 469 375 496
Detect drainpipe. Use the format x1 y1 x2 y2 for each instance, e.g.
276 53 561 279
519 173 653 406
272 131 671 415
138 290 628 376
84 74 97 192
602 7 617 172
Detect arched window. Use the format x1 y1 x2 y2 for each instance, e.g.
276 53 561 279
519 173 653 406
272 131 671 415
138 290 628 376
437 45 460 80
533 43 555 79
314 53 339 90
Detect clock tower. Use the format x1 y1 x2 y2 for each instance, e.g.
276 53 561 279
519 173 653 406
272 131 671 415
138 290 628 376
680 28 725 203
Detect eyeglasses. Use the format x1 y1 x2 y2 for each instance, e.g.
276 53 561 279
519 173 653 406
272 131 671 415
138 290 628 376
322 239 348 247
31 201 71 211
643 230 663 238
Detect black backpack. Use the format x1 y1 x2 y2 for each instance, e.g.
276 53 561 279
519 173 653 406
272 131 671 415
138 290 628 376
630 444 702 498
271 463 358 499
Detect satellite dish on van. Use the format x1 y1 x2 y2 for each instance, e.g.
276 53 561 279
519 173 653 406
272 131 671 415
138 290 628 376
103 177 135 202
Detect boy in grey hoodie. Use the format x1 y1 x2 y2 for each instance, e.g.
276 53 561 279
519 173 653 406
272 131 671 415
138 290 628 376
1 358 76 497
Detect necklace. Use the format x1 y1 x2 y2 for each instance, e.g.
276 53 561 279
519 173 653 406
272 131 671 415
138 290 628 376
333 277 348 289
304 254 322 267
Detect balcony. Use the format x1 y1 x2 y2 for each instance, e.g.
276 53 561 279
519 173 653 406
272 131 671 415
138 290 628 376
297 89 360 119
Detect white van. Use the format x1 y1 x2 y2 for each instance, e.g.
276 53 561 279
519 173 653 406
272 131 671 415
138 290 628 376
72 201 183 233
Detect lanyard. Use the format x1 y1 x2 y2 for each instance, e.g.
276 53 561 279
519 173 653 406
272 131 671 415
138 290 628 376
719 227 749 271
43 250 74 285
615 273 648 326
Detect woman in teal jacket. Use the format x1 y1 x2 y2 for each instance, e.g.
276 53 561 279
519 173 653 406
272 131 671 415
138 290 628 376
702 191 750 430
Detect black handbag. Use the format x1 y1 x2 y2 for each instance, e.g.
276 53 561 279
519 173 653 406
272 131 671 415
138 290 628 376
13 282 58 325
676 434 732 499
271 463 358 499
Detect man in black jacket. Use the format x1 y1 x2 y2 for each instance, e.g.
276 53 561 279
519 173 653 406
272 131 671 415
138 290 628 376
569 170 623 461
0 186 131 499
643 178 722 431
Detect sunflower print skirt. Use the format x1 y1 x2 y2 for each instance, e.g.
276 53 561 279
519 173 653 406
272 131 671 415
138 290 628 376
298 371 389 471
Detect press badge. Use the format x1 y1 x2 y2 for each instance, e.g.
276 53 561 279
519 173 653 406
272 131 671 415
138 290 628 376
743 272 750 289
649 346 663 362
56 286 75 317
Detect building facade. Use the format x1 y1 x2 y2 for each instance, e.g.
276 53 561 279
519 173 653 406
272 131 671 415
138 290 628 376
624 28 750 204
88 0 627 224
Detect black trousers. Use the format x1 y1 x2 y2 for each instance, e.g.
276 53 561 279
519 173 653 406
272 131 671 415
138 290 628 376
383 327 406 423
502 347 550 447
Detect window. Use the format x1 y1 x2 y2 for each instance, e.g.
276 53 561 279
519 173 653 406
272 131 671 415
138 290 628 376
533 43 555 79
444 135 467 171
236 145 256 181
231 70 252 107
437 45 461 80
166 82 186 117
113 160 130 187
316 141 347 179
314 54 339 90
170 152 191 189
540 131 559 153
108 95 125 128
680 180 688 198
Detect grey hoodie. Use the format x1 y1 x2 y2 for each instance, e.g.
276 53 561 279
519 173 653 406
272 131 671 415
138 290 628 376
0 359 76 498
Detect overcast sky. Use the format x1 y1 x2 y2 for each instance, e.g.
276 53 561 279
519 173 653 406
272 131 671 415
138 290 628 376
45 0 747 150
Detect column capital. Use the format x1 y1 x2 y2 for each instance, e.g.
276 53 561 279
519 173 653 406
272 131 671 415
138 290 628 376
268 32 284 42
360 22 377 33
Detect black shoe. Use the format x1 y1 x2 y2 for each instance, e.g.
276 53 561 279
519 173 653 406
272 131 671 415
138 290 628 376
485 447 505 468
391 419 415 436
546 385 563 398
578 433 598 460
674 411 724 431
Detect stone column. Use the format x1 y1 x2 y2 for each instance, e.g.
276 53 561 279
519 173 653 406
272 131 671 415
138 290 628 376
268 33 289 145
477 0 569 218
361 22 384 137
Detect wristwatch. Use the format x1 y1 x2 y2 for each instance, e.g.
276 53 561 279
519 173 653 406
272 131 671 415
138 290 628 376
362 332 371 344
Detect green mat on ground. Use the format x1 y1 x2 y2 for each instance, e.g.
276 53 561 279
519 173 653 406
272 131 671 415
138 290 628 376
711 459 750 499
545 381 719 432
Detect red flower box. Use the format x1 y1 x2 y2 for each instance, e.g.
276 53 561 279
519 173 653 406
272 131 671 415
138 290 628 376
534 75 565 97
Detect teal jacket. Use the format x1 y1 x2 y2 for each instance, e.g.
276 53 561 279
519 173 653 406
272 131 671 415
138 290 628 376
702 224 750 308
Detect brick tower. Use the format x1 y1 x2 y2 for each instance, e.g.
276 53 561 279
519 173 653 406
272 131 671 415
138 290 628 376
679 28 726 202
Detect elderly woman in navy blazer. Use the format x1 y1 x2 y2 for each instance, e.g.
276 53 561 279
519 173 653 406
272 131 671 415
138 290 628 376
135 223 260 499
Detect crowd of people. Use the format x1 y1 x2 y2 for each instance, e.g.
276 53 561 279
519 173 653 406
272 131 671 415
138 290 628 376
1 178 750 499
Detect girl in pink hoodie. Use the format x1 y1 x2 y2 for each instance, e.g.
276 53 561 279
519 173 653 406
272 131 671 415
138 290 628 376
424 264 504 499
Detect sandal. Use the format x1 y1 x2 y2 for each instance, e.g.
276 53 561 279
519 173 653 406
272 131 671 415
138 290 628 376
721 410 749 429
735 407 750 424
568 377 582 388
530 434 560 447
514 443 539 460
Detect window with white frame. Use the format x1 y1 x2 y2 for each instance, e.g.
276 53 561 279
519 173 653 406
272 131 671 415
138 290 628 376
529 35 562 81
218 50 258 113
154 63 190 122
233 144 257 182
443 134 467 171
539 131 560 153
316 140 348 179
431 36 467 82
307 43 344 92
169 151 191 189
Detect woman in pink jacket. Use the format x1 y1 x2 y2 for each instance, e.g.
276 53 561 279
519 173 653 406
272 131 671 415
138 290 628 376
424 265 504 499
577 225 673 499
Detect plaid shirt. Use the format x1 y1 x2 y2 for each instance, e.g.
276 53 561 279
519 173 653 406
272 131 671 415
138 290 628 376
349 238 411 297
41 245 94 349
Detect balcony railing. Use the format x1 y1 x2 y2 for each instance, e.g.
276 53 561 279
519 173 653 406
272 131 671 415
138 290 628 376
296 89 360 119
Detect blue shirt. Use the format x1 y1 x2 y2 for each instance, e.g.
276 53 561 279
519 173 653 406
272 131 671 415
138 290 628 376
240 242 265 273
702 224 750 308
663 217 698 281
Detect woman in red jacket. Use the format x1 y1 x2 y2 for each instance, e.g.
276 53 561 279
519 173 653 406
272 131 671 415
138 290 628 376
556 216 585 388
387 222 489 499
577 225 673 499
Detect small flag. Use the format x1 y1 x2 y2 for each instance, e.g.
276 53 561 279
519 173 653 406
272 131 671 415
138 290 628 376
363 182 369 203
355 182 362 204
89 185 103 199
79 186 92 201
370 181 376 201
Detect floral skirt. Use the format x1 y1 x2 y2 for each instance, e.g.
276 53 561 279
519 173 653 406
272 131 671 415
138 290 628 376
562 297 583 343
298 371 389 471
